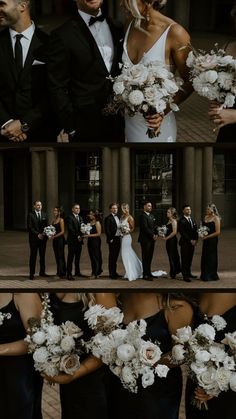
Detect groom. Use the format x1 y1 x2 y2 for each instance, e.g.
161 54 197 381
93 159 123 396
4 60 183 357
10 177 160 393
104 203 122 279
138 202 158 281
47 0 124 142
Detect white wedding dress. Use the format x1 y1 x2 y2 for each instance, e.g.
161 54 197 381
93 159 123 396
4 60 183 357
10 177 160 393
120 219 142 281
122 23 177 143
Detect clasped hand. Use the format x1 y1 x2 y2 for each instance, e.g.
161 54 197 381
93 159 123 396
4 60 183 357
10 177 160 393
42 372 75 385
209 101 236 129
1 120 27 142
145 113 163 134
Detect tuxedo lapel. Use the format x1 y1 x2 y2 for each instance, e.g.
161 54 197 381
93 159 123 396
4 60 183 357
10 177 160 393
19 30 42 83
1 30 18 82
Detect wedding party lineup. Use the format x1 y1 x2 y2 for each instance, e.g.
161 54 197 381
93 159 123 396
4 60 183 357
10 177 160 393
0 1 236 419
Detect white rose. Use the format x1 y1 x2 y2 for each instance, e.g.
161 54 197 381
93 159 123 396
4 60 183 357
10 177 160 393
218 55 234 66
144 86 159 105
105 307 124 326
110 329 127 346
60 336 75 352
62 321 83 338
113 81 125 95
139 341 162 366
195 350 211 363
32 331 46 345
43 363 59 377
60 354 80 375
211 315 227 331
196 324 216 341
128 64 149 85
197 366 218 394
128 90 144 106
173 326 193 343
191 362 207 375
162 78 179 94
229 372 236 391
224 93 235 108
33 347 49 363
46 325 61 344
141 369 155 388
155 364 169 378
117 343 136 362
205 70 218 84
222 331 236 350
172 344 186 362
196 53 218 70
215 367 231 391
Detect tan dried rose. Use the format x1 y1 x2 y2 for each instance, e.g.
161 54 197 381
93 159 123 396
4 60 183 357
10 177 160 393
60 354 80 375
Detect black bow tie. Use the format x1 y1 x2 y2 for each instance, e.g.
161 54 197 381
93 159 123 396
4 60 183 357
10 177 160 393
89 14 105 26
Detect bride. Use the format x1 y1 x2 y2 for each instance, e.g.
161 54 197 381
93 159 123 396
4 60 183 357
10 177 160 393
120 203 142 281
122 0 193 142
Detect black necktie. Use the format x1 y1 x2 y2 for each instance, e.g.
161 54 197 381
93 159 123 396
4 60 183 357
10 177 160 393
89 14 105 26
14 34 23 75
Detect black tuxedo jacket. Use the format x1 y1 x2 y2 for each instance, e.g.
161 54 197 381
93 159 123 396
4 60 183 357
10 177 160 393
27 211 48 241
104 213 120 243
66 213 84 245
138 212 157 243
0 27 56 142
178 216 198 245
48 14 124 141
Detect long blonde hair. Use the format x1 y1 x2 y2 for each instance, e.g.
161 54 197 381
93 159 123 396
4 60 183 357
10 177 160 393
77 293 96 309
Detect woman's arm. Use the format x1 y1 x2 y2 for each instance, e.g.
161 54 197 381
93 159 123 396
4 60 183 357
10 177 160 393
86 221 101 238
52 218 65 239
202 217 220 240
0 293 42 356
162 220 177 241
95 293 117 308
209 105 236 129
128 216 135 233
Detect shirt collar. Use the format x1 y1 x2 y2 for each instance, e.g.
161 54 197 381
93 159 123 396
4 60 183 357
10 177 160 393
10 22 35 42
78 9 102 26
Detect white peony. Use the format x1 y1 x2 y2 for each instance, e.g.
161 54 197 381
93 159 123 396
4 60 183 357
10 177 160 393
60 336 75 352
191 362 207 375
155 364 169 378
173 326 193 343
139 341 162 366
163 78 179 94
172 344 186 362
32 331 46 345
205 70 218 84
195 350 211 363
128 64 149 85
196 324 216 341
209 344 227 364
141 368 155 388
211 315 227 331
117 343 136 362
128 90 144 106
215 367 231 391
113 81 125 95
224 93 235 108
46 325 61 344
33 347 49 363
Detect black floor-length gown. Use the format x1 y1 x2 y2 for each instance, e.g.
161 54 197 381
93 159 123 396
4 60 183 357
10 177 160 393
108 310 182 419
52 222 66 277
87 224 102 276
0 298 42 419
185 305 236 419
200 221 219 281
165 223 181 278
49 294 108 419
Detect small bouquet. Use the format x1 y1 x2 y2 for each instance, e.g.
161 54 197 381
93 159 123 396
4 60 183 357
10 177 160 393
80 223 92 235
119 221 130 236
43 225 56 238
105 61 183 138
171 315 236 410
197 225 209 238
84 305 169 393
157 225 167 238
0 311 11 326
186 44 236 108
25 294 83 377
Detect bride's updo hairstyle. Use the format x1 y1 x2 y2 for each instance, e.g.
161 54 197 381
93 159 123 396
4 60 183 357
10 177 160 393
123 0 167 30
168 207 178 220
207 203 220 218
143 0 167 10
121 203 130 212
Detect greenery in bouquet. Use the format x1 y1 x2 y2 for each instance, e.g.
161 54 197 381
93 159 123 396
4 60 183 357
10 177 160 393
105 61 183 138
25 294 83 377
83 304 169 393
186 44 236 108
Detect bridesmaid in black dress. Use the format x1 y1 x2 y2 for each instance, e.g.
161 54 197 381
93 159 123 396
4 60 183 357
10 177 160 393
43 292 116 419
51 207 66 278
84 211 103 278
161 207 181 279
185 293 236 419
200 204 220 281
108 293 194 419
0 293 42 419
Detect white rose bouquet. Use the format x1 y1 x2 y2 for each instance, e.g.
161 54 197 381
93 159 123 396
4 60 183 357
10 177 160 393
25 294 83 377
80 223 92 235
172 315 236 410
43 225 56 238
119 221 131 236
197 224 210 238
84 305 169 393
186 44 236 108
157 225 168 238
105 61 183 138
0 311 11 326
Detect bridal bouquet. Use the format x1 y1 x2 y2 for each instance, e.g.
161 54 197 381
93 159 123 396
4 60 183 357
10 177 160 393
80 223 92 235
197 225 209 238
172 315 236 409
157 225 167 238
43 225 56 238
105 61 183 138
25 294 83 377
119 222 130 236
84 305 169 393
0 311 11 326
186 44 236 108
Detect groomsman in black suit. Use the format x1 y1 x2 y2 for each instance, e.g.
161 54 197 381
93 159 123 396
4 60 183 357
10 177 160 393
66 203 85 280
178 204 198 282
47 0 124 142
138 202 158 281
104 203 122 279
27 200 48 279
0 0 56 142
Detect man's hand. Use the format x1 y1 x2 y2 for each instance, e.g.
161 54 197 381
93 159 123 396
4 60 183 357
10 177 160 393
57 129 69 143
38 234 44 240
190 240 197 246
1 120 27 142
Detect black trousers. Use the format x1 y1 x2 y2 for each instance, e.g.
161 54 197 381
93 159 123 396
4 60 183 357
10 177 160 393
108 237 121 277
140 240 155 277
29 238 47 276
180 242 195 278
67 241 83 276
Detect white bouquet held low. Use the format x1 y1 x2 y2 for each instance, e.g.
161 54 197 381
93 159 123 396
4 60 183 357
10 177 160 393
172 315 236 410
80 223 92 235
186 44 236 108
43 225 56 238
25 294 83 377
157 225 167 238
84 305 169 393
197 224 209 238
105 61 183 138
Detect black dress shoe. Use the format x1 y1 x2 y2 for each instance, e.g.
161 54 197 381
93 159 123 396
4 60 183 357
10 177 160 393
189 274 197 279
67 275 75 281
143 275 153 281
115 273 123 278
75 273 87 278
29 275 34 280
40 273 50 277
109 275 118 279
183 277 191 282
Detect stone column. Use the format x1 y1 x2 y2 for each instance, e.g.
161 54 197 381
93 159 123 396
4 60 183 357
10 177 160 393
202 146 213 209
0 153 4 231
183 147 195 209
119 147 131 208
194 148 203 222
46 149 58 215
31 149 42 204
102 147 112 216
111 148 119 202
171 0 190 29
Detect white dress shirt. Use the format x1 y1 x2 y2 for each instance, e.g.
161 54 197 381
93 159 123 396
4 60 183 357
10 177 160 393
78 9 114 72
